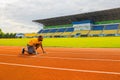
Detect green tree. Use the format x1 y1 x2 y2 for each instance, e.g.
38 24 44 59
0 29 16 38
9 33 16 38
0 29 4 38
4 33 9 38
0 29 2 33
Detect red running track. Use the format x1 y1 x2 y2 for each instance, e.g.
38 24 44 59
0 46 120 80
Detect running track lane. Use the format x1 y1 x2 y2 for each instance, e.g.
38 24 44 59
0 46 120 80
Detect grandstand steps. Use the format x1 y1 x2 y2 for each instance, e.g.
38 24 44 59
89 30 103 35
80 30 90 35
71 30 80 35
102 30 118 34
45 33 54 36
70 30 90 36
36 23 120 38
60 32 72 36
117 29 120 34
52 32 63 36
117 24 120 34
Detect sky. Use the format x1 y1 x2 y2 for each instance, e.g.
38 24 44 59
0 0 120 33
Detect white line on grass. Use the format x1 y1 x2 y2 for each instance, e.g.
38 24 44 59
0 54 120 62
0 62 120 75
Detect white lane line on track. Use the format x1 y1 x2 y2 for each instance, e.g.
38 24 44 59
0 62 120 75
0 54 120 62
39 56 120 62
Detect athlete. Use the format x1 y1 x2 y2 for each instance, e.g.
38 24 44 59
22 35 46 55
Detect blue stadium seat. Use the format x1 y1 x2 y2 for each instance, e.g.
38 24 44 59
104 24 119 30
49 29 58 33
42 29 50 33
66 27 74 32
57 28 67 32
92 25 104 30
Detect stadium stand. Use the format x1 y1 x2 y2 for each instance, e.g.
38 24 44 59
60 28 74 37
103 30 118 34
60 32 72 37
51 28 67 37
44 24 73 29
57 28 67 32
118 30 120 34
71 30 81 37
95 20 120 25
102 24 119 36
24 33 37 38
38 29 50 37
33 8 120 38
89 25 104 36
45 28 58 37
38 27 74 37
91 25 104 30
37 23 120 38
37 24 120 37
49 28 58 33
104 24 118 30
66 27 74 32
52 32 63 37
80 30 90 36
118 24 120 35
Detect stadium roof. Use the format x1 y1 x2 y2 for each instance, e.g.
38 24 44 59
33 8 120 26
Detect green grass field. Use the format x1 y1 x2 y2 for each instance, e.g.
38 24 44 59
0 37 120 48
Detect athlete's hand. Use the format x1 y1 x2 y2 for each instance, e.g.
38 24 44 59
43 51 46 54
35 51 38 55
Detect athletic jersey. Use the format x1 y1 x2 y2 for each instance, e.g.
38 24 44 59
27 38 42 46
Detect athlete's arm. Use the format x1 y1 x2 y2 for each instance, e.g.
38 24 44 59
40 43 46 53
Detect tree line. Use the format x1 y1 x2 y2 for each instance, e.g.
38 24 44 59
0 29 16 38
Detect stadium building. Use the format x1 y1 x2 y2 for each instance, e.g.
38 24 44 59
30 8 120 38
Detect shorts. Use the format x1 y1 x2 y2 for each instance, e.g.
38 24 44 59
27 45 36 54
